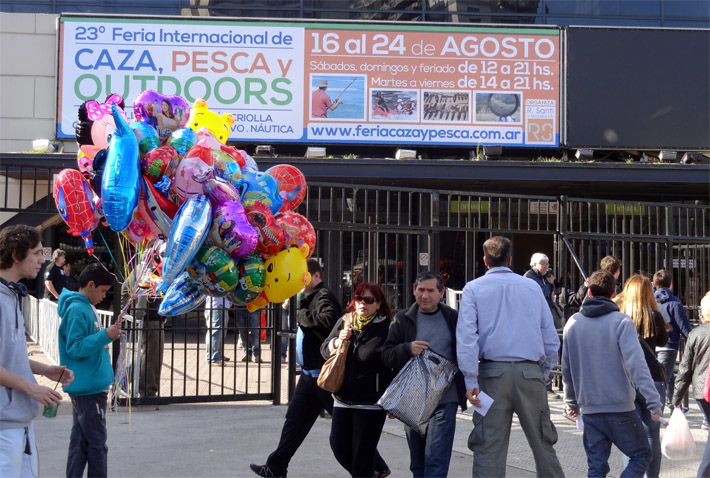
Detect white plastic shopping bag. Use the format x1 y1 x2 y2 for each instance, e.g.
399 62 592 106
661 408 696 460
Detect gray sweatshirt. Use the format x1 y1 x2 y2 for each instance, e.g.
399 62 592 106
0 283 40 429
562 296 662 416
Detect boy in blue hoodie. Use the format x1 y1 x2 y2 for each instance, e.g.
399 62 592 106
58 263 123 478
562 269 662 477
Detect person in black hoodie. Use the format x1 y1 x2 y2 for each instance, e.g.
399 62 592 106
382 271 467 478
250 261 389 478
321 282 395 478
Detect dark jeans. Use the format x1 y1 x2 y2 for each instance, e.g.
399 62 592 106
656 350 677 408
699 399 710 478
582 411 651 478
405 401 458 478
622 382 665 477
330 407 387 478
67 392 108 478
266 375 388 475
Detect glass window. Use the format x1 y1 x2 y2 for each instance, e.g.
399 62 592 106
664 0 709 20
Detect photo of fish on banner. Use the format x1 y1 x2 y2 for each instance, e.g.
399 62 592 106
55 90 315 316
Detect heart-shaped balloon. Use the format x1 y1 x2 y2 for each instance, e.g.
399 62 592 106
207 200 258 260
133 90 189 144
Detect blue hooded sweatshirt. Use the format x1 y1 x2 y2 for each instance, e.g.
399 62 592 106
57 290 114 396
654 287 691 350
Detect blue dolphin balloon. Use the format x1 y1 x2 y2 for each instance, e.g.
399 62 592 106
102 103 140 231
158 273 206 316
236 170 284 215
159 194 212 294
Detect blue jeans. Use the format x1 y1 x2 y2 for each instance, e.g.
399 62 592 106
622 381 665 477
405 401 458 478
656 350 677 408
582 411 651 477
237 309 260 357
205 307 225 363
67 392 108 478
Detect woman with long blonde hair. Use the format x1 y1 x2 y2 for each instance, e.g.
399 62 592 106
614 275 669 478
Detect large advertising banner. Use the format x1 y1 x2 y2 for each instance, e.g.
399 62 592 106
59 17 560 147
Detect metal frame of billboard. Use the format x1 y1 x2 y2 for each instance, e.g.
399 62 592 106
56 14 562 149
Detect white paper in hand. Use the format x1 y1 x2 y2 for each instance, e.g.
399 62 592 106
473 391 494 416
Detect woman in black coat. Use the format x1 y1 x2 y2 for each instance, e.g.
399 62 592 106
321 282 394 478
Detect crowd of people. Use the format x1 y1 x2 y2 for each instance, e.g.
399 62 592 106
2 225 709 478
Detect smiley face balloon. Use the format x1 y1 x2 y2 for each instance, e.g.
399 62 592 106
246 244 311 312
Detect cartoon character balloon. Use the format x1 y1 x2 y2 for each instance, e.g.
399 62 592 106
266 164 307 213
101 103 141 232
243 200 285 257
141 146 179 185
186 98 235 144
159 194 212 293
229 253 266 305
54 169 97 255
275 211 316 257
237 170 283 215
207 200 258 260
247 245 311 311
173 142 215 202
186 245 239 297
166 127 198 158
130 121 161 158
75 94 127 159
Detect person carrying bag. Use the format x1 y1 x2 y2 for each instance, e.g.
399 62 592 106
317 314 350 393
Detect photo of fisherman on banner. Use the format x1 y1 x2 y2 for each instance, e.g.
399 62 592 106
310 75 366 120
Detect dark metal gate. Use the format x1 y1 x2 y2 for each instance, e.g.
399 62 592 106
2 159 708 404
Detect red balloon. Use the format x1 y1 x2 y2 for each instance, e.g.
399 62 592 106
243 199 285 257
54 169 97 255
275 211 315 258
266 164 307 213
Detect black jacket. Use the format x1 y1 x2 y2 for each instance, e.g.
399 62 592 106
673 322 710 405
381 303 467 411
321 314 394 406
297 282 342 371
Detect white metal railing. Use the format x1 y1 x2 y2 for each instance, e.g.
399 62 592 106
445 288 463 311
21 296 141 394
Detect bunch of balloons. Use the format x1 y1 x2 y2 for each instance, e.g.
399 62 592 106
55 91 315 315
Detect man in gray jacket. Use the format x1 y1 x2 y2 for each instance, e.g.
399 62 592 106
562 269 661 477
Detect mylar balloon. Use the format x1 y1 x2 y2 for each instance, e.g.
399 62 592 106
75 94 127 159
77 150 93 174
237 170 283 214
89 149 107 198
158 272 205 316
54 169 97 255
141 146 179 184
186 245 239 297
173 142 214 202
203 177 241 207
207 200 258 260
229 253 266 304
130 121 161 158
166 127 197 158
127 177 172 243
243 199 285 257
247 245 311 311
144 178 178 222
133 90 189 144
159 194 212 293
213 149 245 188
186 98 235 144
101 103 140 232
266 164 307 213
275 211 316 257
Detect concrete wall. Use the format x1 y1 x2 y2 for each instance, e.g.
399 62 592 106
0 13 59 153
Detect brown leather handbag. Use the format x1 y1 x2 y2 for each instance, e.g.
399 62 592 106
317 314 351 393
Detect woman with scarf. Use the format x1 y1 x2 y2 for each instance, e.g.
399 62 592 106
321 282 395 477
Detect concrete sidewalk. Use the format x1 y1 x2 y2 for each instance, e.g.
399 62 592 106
30 342 705 477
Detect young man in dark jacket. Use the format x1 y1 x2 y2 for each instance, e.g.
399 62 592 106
653 269 692 409
250 259 389 478
382 271 467 478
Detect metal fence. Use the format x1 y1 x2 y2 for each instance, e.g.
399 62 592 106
5 164 710 404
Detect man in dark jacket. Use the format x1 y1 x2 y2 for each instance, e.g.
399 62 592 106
653 269 692 409
250 259 389 478
382 271 467 478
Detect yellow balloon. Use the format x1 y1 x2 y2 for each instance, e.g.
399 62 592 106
246 244 311 311
186 98 235 144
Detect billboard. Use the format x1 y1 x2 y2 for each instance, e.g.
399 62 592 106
58 16 561 147
566 27 710 150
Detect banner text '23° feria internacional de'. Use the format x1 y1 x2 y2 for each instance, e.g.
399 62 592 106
58 16 561 148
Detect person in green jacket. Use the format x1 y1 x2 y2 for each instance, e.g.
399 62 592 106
58 263 123 478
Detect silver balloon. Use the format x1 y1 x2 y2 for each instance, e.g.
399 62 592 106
158 273 205 316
